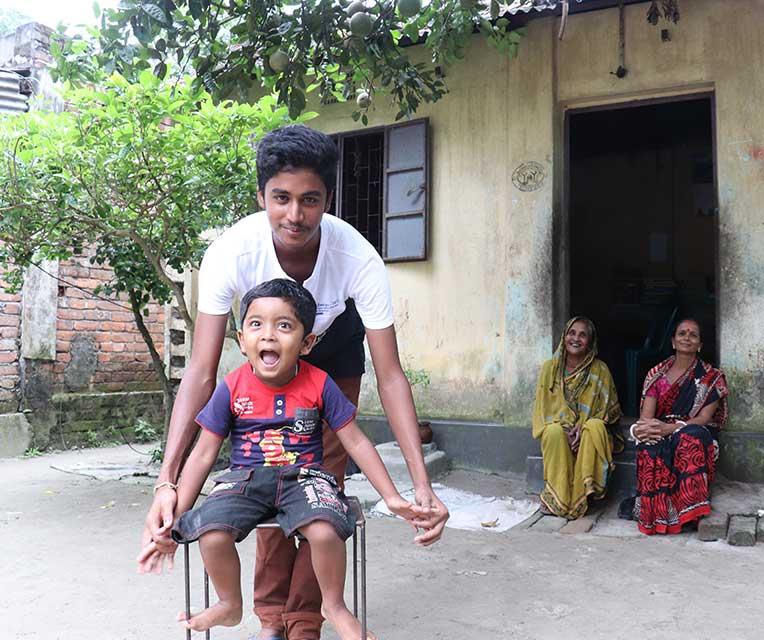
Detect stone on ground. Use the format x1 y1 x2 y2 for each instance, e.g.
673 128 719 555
697 511 729 542
727 515 757 546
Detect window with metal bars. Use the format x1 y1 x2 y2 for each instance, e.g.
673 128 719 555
330 118 429 262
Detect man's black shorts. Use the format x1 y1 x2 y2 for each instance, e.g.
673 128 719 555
172 465 355 544
302 298 365 379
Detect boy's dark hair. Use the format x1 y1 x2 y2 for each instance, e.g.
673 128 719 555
256 125 338 193
239 279 317 335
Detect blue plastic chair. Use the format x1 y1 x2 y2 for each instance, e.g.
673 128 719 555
624 305 678 416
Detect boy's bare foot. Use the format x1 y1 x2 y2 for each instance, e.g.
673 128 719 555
321 604 377 640
176 601 242 632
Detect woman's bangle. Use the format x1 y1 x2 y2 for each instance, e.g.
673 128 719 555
153 481 178 494
629 423 641 443
673 420 687 433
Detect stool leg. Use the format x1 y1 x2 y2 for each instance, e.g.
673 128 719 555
184 545 191 640
352 528 358 617
204 569 210 640
360 523 366 640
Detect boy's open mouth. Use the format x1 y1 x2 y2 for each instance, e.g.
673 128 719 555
260 350 280 366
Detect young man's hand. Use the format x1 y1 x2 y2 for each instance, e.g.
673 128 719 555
411 485 449 546
384 494 430 523
136 537 178 574
143 485 179 553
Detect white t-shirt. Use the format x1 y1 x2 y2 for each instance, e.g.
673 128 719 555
197 211 394 336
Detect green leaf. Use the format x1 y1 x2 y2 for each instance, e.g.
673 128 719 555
188 0 203 20
141 3 167 24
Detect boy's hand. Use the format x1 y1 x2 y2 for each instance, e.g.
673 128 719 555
384 495 430 523
137 538 178 574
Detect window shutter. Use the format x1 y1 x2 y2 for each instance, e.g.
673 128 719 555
382 118 429 261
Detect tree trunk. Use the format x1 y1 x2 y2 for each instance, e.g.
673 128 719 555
128 290 175 439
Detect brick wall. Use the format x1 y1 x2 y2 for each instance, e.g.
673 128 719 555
0 269 22 413
54 252 165 393
0 250 165 413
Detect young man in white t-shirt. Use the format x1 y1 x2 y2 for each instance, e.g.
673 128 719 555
137 125 449 640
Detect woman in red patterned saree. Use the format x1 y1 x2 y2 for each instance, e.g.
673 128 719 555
630 318 728 535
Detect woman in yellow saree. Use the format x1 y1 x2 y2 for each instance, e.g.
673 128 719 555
532 316 622 519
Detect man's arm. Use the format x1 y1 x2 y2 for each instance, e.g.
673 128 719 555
137 427 224 574
143 312 229 554
365 325 449 545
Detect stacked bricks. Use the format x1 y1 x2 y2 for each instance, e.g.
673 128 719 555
0 268 22 413
55 251 165 392
698 510 764 546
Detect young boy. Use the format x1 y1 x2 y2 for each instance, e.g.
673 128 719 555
164 279 420 639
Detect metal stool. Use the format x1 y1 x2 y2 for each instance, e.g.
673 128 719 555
182 495 367 639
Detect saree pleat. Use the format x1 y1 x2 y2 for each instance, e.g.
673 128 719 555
540 418 613 519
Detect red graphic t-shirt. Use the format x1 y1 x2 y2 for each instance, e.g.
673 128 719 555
196 361 356 468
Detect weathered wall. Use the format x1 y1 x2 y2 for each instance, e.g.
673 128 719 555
0 269 22 414
54 252 165 393
0 251 166 452
311 19 557 423
48 390 164 450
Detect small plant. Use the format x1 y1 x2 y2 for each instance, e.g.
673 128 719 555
134 419 159 443
84 430 101 448
22 447 43 458
403 367 431 389
149 444 164 465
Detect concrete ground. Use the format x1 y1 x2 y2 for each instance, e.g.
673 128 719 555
2 444 764 640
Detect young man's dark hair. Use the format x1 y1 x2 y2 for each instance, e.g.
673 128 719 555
255 125 339 193
239 278 317 335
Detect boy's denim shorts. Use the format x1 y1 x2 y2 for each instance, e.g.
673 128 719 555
171 465 355 545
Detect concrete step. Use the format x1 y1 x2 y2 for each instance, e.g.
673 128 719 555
0 413 31 458
375 440 450 486
525 454 636 498
344 441 451 509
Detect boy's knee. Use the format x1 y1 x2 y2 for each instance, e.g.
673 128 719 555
299 520 341 546
199 529 236 549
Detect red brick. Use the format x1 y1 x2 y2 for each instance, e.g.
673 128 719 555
0 315 19 327
58 309 83 320
0 327 19 339
67 298 97 310
0 365 19 375
73 321 99 331
0 292 21 302
0 303 20 315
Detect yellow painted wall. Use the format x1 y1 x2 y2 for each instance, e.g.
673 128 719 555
313 18 556 421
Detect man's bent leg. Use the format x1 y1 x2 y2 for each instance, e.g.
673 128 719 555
253 528 297 636
283 376 360 640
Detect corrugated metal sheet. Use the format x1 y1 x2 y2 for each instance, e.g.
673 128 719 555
507 0 584 14
0 70 28 114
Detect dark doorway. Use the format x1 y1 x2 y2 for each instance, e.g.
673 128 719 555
568 96 717 417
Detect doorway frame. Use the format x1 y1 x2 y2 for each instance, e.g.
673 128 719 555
554 87 720 363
